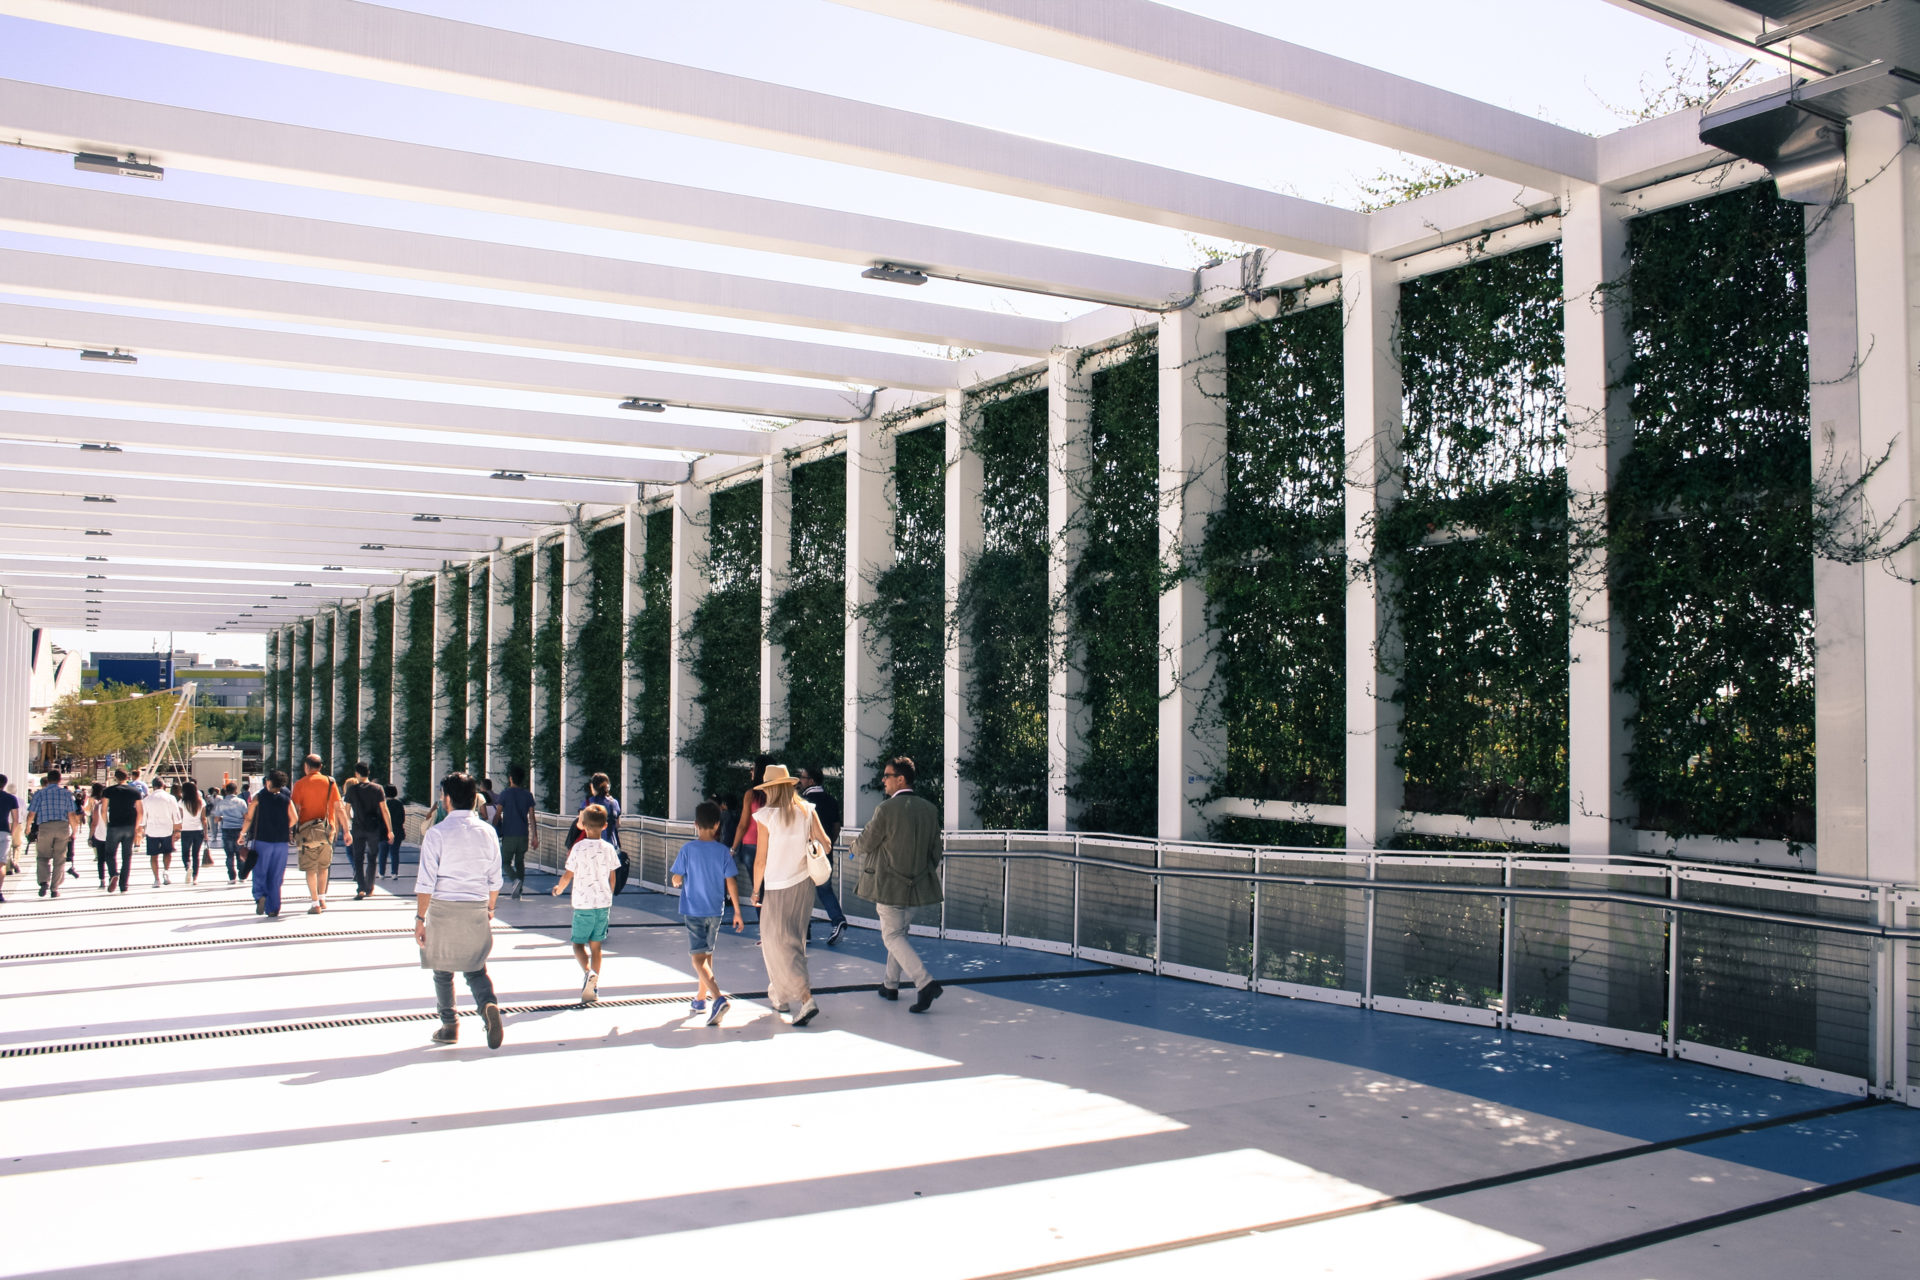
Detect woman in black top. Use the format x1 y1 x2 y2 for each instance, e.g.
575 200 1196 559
238 772 294 919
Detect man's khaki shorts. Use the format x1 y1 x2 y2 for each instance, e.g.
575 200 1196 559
295 824 333 873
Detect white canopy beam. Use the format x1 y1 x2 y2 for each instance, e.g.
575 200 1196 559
0 180 1060 356
0 487 561 538
0 515 494 558
0 531 469 571
0 557 399 585
5 579 382 604
0 300 884 420
0 2 1367 254
0 250 966 392
0 80 1193 309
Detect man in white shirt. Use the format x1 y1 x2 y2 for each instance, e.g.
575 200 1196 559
141 782 183 887
414 773 505 1049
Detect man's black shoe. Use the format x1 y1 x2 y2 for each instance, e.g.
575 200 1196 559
909 981 944 1014
483 1003 504 1049
828 920 847 946
431 1023 457 1045
876 985 898 1002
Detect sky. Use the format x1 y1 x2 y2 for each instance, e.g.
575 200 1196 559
7 0 1730 668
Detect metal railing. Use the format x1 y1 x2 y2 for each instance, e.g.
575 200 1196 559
477 810 1920 1106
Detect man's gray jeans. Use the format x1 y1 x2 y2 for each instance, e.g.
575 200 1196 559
875 904 932 991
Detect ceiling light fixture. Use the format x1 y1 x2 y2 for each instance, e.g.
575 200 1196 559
490 471 526 482
79 441 123 451
82 495 116 503
78 349 137 364
86 573 105 579
618 398 666 413
359 543 386 551
84 529 111 536
861 262 929 286
412 515 441 523
73 151 163 180
321 565 343 571
293 581 312 587
84 554 107 562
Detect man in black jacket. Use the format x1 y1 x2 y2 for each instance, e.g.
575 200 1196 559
797 766 848 946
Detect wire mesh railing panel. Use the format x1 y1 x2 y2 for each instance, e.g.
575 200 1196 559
1078 840 1157 963
1509 869 1667 1034
530 813 571 872
1678 877 1874 1079
1255 856 1366 995
937 836 1007 937
1372 860 1505 1009
1005 836 1075 945
1162 847 1254 981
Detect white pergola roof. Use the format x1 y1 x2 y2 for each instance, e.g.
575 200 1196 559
0 0 1779 633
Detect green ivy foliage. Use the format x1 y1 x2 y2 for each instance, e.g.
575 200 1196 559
364 597 393 786
957 386 1048 827
501 553 533 785
1203 299 1347 830
628 508 673 816
1066 344 1163 836
769 455 846 790
264 632 278 773
464 566 487 775
1616 185 1812 842
437 573 469 773
682 481 762 802
1383 242 1570 824
292 621 312 761
569 522 627 793
336 607 359 769
399 580 436 801
314 615 333 769
865 423 945 810
534 541 565 808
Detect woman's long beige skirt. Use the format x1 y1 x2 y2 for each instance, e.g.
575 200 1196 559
759 881 814 1010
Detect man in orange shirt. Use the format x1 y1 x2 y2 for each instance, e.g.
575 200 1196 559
290 755 349 914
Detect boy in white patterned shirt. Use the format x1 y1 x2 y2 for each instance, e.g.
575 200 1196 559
552 804 620 1003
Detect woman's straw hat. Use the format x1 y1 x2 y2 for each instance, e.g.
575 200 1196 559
758 764 800 790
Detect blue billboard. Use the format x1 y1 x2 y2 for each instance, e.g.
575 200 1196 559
96 655 173 692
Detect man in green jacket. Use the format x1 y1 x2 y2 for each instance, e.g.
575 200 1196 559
853 756 945 1012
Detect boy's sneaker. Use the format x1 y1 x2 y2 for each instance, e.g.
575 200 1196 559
689 998 708 1017
706 995 730 1026
582 972 599 1003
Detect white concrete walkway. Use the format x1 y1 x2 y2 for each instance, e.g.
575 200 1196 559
2 846 1916 1278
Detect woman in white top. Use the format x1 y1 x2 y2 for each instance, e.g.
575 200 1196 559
87 782 110 889
178 781 207 886
748 764 832 1027
142 782 183 887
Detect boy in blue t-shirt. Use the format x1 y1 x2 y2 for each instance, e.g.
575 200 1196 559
670 801 744 1025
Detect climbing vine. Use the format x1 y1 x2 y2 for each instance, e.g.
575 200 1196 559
534 541 564 809
769 455 846 790
1615 184 1813 843
398 580 436 801
312 615 332 769
569 522 627 792
336 607 359 769
363 596 393 786
292 621 312 761
956 383 1048 828
465 565 487 776
500 552 533 787
627 507 673 816
437 572 469 773
861 422 946 811
682 481 762 802
1065 341 1164 836
1201 295 1348 847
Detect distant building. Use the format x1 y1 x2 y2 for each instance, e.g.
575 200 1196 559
28 633 81 772
83 649 263 707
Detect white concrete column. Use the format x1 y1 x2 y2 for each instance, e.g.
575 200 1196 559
1047 353 1091 832
620 502 645 804
484 552 515 783
431 567 455 784
943 386 983 829
1851 108 1920 886
667 482 711 821
560 521 591 803
1157 308 1230 841
329 606 348 772
1563 180 1636 861
844 415 896 824
1343 253 1405 849
465 562 487 781
390 579 412 796
760 454 794 755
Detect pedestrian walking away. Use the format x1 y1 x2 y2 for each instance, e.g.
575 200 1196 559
731 755 773 930
552 804 620 1005
343 763 393 899
127 767 149 798
415 772 505 1049
566 773 625 896
0 775 18 903
495 765 536 899
237 772 295 918
290 755 348 913
672 800 745 1024
382 785 406 878
141 781 182 888
177 781 208 885
27 770 80 898
86 783 111 888
797 765 848 946
749 764 831 1027
99 769 141 893
854 756 946 1013
210 784 247 881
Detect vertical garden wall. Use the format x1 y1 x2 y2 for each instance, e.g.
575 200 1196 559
1067 345 1162 836
683 480 762 801
569 522 626 792
292 620 312 762
399 580 435 801
534 542 564 808
501 552 533 782
958 388 1048 828
337 608 359 769
314 615 333 771
872 423 945 808
1204 297 1348 846
438 573 469 773
770 455 847 789
1618 184 1813 844
364 597 392 786
464 566 486 774
629 507 673 816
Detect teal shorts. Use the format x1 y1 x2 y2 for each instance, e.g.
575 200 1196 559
570 907 610 944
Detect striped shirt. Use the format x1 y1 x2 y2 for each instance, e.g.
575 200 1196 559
27 786 76 823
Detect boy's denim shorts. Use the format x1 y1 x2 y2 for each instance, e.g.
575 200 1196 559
571 907 610 944
683 915 720 955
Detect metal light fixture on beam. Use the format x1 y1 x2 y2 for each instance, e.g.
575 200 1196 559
78 348 137 364
858 258 1204 311
73 151 163 180
861 262 929 286
79 441 123 451
618 398 666 413
84 529 111 536
491 471 526 482
82 495 116 503
620 391 875 424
